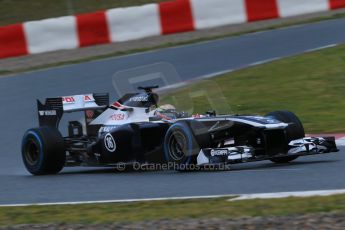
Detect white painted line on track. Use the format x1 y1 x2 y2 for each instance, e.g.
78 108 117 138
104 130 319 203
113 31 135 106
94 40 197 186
1 189 345 207
248 57 280 67
0 194 234 207
336 138 345 146
158 68 235 93
229 189 345 201
305 44 338 53
199 69 235 79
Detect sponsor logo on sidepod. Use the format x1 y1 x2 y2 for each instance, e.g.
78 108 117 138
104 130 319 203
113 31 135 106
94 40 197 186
104 133 116 152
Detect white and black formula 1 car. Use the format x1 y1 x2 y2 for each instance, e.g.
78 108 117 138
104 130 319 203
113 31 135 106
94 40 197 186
22 86 339 175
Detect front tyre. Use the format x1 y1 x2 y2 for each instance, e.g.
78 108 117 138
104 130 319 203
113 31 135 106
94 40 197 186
21 127 66 175
266 110 305 163
164 122 200 170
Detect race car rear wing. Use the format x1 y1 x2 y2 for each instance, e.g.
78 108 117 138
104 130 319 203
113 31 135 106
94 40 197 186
37 93 109 128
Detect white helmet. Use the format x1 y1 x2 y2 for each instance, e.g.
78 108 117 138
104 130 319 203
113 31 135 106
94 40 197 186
159 104 176 110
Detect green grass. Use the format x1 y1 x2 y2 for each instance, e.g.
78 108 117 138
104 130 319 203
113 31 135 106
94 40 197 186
160 45 345 134
1 194 345 226
0 0 166 26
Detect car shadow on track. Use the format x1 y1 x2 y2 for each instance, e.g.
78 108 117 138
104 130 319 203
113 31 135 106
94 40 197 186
57 159 339 175
229 159 339 172
59 166 169 175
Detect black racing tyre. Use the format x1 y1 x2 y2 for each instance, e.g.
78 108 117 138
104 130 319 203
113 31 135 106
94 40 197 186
21 127 66 175
266 111 305 163
164 122 201 170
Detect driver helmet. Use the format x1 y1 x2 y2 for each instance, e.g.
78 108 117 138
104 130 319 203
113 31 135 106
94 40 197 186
155 104 177 120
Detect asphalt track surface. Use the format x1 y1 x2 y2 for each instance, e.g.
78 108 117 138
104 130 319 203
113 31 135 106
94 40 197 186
1 18 345 205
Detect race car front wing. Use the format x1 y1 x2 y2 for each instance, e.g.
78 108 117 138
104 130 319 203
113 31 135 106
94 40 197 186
197 136 339 165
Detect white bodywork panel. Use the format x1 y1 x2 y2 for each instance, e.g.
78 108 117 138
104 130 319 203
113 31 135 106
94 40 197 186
61 94 106 112
90 107 156 126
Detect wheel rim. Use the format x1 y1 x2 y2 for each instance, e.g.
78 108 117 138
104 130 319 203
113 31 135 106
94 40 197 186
24 139 40 166
168 130 187 161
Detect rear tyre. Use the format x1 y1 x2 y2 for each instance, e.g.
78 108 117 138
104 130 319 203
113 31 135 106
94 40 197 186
266 111 305 163
21 127 65 175
164 122 200 171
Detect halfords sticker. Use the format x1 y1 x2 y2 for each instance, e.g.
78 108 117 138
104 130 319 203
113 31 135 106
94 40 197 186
104 133 116 152
210 149 229 157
